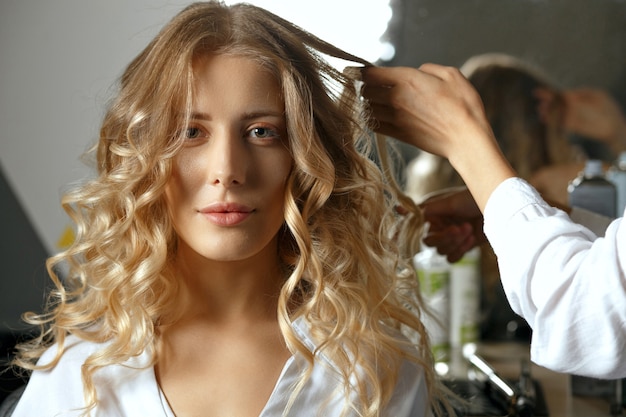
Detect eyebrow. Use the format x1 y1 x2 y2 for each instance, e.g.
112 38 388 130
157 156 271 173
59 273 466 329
189 111 211 121
189 110 285 121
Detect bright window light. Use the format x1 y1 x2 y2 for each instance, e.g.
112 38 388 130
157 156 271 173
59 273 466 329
224 0 394 67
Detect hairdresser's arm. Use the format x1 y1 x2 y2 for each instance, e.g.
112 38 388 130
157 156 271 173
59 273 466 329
418 185 600 263
483 178 626 378
361 64 515 211
362 65 626 378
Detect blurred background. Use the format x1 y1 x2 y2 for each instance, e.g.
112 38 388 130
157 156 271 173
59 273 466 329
1 0 624 344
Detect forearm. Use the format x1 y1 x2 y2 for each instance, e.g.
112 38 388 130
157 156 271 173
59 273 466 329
360 63 516 209
447 133 516 212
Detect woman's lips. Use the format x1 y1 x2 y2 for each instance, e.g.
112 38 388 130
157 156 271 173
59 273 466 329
199 203 254 226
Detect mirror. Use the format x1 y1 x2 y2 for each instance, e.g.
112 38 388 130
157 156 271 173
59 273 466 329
384 0 626 163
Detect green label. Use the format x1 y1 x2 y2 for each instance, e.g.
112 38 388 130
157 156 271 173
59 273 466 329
431 343 451 362
417 269 449 296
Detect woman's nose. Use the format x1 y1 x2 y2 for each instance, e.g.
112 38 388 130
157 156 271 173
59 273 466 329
208 130 246 187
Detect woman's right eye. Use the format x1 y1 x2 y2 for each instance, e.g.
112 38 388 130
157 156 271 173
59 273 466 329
185 127 204 139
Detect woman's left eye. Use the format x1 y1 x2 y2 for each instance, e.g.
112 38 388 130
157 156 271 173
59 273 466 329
249 126 279 140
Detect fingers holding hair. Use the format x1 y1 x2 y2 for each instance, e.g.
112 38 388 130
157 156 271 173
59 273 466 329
361 64 493 159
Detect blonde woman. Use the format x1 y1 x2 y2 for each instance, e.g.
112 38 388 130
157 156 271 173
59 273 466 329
10 2 448 416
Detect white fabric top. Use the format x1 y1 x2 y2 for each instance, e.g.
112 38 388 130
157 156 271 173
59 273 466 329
484 177 626 379
12 318 429 416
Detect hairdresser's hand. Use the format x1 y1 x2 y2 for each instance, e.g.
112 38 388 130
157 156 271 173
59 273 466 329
536 87 626 154
361 64 516 211
361 64 493 159
419 187 486 263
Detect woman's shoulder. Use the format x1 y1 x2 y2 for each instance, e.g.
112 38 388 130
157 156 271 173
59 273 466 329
291 316 424 366
11 336 105 415
37 334 105 366
292 317 425 377
289 317 428 416
12 336 162 416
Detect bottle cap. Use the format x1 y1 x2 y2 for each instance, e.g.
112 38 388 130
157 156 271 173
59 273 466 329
583 159 604 178
617 152 626 170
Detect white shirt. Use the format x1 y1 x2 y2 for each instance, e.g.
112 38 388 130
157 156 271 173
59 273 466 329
12 318 429 416
483 177 626 379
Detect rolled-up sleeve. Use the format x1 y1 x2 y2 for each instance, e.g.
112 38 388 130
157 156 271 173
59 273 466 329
483 177 626 379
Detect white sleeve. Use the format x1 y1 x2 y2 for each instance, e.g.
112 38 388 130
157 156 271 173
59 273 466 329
483 177 626 379
569 206 614 237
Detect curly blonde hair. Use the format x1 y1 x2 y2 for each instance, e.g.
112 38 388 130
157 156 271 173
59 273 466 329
15 2 447 416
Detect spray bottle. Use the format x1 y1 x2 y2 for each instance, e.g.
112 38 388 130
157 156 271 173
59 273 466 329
568 159 616 218
607 151 626 217
413 246 450 365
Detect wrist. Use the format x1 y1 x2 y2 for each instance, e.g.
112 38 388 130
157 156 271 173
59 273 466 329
449 141 516 212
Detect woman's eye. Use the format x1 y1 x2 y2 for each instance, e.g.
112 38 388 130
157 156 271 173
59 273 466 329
185 127 203 139
249 126 279 140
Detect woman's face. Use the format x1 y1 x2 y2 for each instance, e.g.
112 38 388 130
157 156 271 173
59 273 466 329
165 54 292 263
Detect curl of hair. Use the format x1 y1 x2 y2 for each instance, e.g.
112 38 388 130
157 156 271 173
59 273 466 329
14 2 449 416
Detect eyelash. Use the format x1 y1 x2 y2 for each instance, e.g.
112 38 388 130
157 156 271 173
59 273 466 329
184 126 205 140
248 126 280 141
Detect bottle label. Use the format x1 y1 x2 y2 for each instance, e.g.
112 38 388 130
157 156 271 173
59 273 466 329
449 248 480 347
416 267 450 362
608 170 626 216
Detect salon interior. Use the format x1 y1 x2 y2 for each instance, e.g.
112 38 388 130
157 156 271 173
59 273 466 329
1 0 625 415
390 1 626 416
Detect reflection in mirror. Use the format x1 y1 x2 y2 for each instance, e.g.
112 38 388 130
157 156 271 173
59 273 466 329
383 0 626 164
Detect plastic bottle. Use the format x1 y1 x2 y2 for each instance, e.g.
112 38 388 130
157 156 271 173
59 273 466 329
413 246 450 364
449 246 481 349
607 151 626 217
568 159 619 397
568 159 617 218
